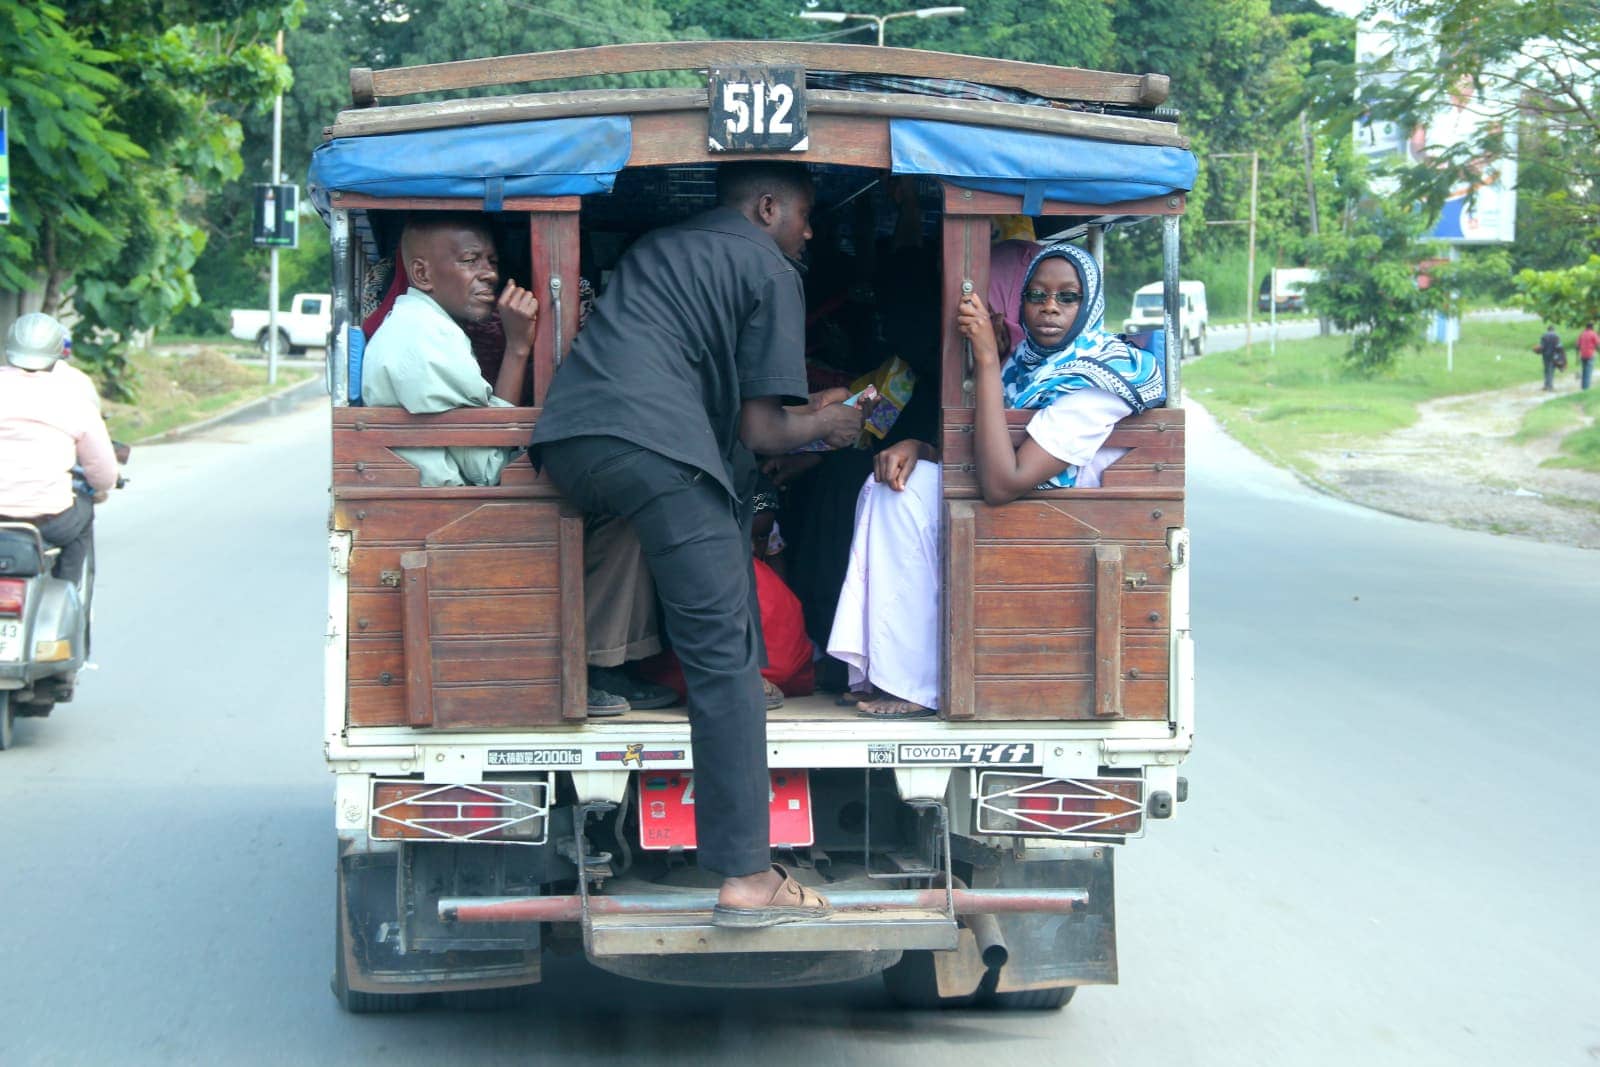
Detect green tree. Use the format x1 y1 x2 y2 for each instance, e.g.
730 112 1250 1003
1516 255 1600 327
1306 195 1445 373
1 1 295 396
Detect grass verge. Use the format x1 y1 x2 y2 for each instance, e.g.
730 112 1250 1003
1518 387 1600 472
1183 321 1542 476
103 347 317 442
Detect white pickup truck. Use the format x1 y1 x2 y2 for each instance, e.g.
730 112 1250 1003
230 292 331 354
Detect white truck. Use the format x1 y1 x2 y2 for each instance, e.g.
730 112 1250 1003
314 42 1196 1014
1258 268 1319 313
1124 280 1207 357
229 291 331 354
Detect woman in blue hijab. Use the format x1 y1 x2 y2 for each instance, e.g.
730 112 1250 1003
828 241 1165 718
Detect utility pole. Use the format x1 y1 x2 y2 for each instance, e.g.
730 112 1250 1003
266 30 284 386
1207 151 1259 357
1301 111 1331 337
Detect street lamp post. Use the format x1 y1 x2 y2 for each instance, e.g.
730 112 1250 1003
799 6 966 47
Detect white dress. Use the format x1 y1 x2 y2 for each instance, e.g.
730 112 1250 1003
826 388 1131 709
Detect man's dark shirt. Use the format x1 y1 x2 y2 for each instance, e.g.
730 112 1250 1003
531 206 808 500
1540 329 1562 358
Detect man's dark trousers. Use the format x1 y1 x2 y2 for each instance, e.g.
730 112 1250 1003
17 494 93 584
540 435 770 878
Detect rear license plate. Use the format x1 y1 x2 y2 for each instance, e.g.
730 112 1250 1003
638 770 813 851
0 619 22 662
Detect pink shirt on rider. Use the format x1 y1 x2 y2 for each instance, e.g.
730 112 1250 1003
0 363 117 519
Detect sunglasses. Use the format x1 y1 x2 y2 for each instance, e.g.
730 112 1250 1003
1021 288 1083 306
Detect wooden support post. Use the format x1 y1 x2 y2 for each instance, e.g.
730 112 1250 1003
1094 544 1125 719
944 502 976 720
400 550 435 728
558 508 588 721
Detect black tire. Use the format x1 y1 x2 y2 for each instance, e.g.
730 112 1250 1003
0 692 12 750
881 950 982 1009
333 889 423 1014
987 985 1077 1011
256 328 291 357
1190 329 1205 358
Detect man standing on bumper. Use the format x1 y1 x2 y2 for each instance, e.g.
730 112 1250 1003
532 162 861 926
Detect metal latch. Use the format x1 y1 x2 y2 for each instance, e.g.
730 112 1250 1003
380 570 402 588
1124 571 1148 589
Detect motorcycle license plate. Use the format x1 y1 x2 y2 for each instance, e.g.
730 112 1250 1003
0 619 22 662
637 770 813 851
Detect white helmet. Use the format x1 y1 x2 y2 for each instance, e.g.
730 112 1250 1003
4 313 69 371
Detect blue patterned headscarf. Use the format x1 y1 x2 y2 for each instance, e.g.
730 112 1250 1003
1000 242 1166 416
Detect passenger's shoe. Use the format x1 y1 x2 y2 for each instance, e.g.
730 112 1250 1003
589 666 678 710
762 678 785 710
587 687 629 717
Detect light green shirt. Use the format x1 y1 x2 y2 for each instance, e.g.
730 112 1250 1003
361 289 515 487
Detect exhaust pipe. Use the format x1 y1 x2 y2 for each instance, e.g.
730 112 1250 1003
965 911 1009 970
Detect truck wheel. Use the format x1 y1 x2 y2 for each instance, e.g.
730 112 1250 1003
881 950 981 1009
333 893 422 1014
0 692 13 750
256 328 291 356
1190 329 1205 358
987 985 1077 1011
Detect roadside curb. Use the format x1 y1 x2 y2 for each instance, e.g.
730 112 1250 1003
133 373 325 445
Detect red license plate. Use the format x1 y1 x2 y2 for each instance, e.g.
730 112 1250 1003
637 770 813 851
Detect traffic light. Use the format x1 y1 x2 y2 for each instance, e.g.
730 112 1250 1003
252 183 299 248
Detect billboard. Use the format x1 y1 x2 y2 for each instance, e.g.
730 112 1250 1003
1355 18 1517 244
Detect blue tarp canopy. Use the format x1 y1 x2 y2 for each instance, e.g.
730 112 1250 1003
890 119 1196 212
307 113 1194 214
307 116 632 211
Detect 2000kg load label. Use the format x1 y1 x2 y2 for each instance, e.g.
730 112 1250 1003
487 748 583 767
893 743 1036 765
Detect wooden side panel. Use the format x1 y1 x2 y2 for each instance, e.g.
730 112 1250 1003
337 494 579 729
947 496 1182 722
422 501 574 730
942 408 1186 495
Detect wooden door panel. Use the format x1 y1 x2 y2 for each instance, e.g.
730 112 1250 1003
946 493 1180 722
339 495 585 730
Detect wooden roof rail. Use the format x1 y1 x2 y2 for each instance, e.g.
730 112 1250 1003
348 41 1169 109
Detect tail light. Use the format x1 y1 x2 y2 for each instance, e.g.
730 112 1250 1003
976 771 1144 840
370 778 550 844
0 579 24 617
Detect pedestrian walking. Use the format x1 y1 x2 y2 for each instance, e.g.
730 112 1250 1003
1537 324 1563 391
1577 321 1598 391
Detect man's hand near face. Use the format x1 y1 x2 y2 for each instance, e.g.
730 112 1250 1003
492 280 539 403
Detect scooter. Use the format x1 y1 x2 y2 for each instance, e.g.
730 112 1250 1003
0 443 128 749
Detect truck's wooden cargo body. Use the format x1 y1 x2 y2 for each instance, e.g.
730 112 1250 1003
313 42 1196 1011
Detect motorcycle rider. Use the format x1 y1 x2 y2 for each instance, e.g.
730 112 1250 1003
0 313 117 583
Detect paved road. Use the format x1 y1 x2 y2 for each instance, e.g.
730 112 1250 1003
2 388 1595 1065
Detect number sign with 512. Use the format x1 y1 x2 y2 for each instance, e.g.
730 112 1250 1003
708 66 808 153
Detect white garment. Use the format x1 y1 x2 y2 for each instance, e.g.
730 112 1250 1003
827 460 944 709
1024 387 1132 486
826 389 1135 709
362 288 514 487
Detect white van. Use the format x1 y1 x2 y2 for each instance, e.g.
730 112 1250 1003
1258 268 1318 313
1123 279 1208 358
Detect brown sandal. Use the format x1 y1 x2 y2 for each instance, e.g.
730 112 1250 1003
762 678 785 711
857 697 936 719
711 864 833 929
835 686 877 707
